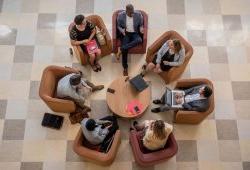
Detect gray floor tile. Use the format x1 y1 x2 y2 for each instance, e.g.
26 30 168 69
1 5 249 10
243 162 250 170
90 100 112 119
167 0 185 14
218 140 241 162
0 100 7 119
232 82 250 100
2 119 25 140
216 120 239 140
187 30 207 46
223 15 242 30
20 162 43 170
132 162 154 170
37 13 57 29
176 140 198 162
76 0 94 13
14 46 34 63
29 81 40 99
208 46 228 63
0 140 23 161
0 28 17 45
66 140 85 162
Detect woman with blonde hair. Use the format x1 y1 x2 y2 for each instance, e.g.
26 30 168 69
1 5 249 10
141 39 185 76
133 120 173 151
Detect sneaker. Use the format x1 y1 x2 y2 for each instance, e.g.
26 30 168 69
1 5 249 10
153 99 162 104
123 69 128 76
151 107 161 113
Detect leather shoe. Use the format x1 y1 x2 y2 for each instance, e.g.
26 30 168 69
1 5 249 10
123 69 128 76
151 107 161 113
153 99 162 104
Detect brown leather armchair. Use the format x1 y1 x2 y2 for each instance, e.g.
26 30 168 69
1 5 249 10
146 30 193 84
68 15 112 65
39 65 79 113
129 130 178 167
112 10 148 54
73 129 121 166
174 78 215 124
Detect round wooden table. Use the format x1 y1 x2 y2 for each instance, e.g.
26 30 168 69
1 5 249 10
106 76 151 118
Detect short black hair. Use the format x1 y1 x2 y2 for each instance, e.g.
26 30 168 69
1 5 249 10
69 74 81 86
204 86 213 98
85 119 97 131
126 4 134 12
74 14 85 25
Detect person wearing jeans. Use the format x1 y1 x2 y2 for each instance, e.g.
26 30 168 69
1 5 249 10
116 4 144 76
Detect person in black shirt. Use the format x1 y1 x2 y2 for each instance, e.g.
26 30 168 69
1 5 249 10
70 15 102 72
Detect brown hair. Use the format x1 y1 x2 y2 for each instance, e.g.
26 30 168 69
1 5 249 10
173 39 182 53
153 120 166 140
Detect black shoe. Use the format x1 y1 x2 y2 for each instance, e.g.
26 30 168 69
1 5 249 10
133 121 138 126
151 107 161 113
153 99 162 104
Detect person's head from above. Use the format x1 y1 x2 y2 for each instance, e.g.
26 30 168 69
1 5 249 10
85 119 97 131
169 39 182 53
69 74 81 88
126 4 134 17
152 120 167 140
199 85 213 98
74 14 86 29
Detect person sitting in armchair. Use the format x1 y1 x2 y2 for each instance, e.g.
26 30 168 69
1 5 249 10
141 39 185 76
151 84 213 113
81 116 119 152
56 71 104 109
132 120 173 151
70 14 102 72
116 4 144 76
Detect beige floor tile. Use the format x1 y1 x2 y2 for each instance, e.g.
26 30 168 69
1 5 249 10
213 81 234 101
45 140 67 161
109 162 132 170
240 140 250 161
0 162 21 170
224 30 248 46
6 99 28 119
43 162 65 170
220 0 250 15
235 100 250 119
65 162 88 170
186 15 206 30
67 123 81 140
168 15 186 30
17 13 37 30
229 64 250 81
39 0 76 13
198 161 222 170
190 63 211 79
174 120 217 140
218 140 241 162
0 81 30 99
0 140 23 162
206 30 226 46
197 140 219 161
237 120 250 140
0 119 4 140
210 64 230 81
221 162 243 170
177 162 198 170
214 100 236 119
155 157 177 170
22 140 46 161
0 13 19 28
227 46 248 64
114 140 134 162
190 47 209 64
0 45 15 64
24 119 47 140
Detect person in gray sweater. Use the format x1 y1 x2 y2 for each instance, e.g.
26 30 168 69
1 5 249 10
141 39 185 76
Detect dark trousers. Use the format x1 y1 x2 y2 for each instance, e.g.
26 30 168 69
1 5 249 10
99 116 119 152
120 32 142 69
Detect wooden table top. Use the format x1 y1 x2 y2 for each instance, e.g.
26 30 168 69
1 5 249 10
106 76 151 118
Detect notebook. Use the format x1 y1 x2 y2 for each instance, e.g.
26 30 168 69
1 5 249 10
86 39 98 54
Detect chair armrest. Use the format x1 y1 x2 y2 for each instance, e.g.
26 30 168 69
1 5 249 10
105 130 121 161
175 78 213 89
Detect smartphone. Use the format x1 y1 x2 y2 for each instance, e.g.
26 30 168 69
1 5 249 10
41 113 64 129
134 106 140 113
107 88 115 94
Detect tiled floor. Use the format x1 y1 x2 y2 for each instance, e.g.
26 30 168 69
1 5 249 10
0 0 250 170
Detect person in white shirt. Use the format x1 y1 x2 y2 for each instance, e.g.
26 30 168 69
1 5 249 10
116 4 144 76
56 72 104 108
132 120 173 151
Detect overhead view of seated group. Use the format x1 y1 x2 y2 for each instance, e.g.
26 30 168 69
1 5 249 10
1 0 249 170
38 4 215 166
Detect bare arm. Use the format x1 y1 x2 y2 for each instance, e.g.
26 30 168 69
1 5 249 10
70 39 89 46
88 28 96 40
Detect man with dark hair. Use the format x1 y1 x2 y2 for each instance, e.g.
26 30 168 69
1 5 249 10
151 85 213 113
81 116 119 151
70 14 102 72
116 4 144 76
56 71 104 108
